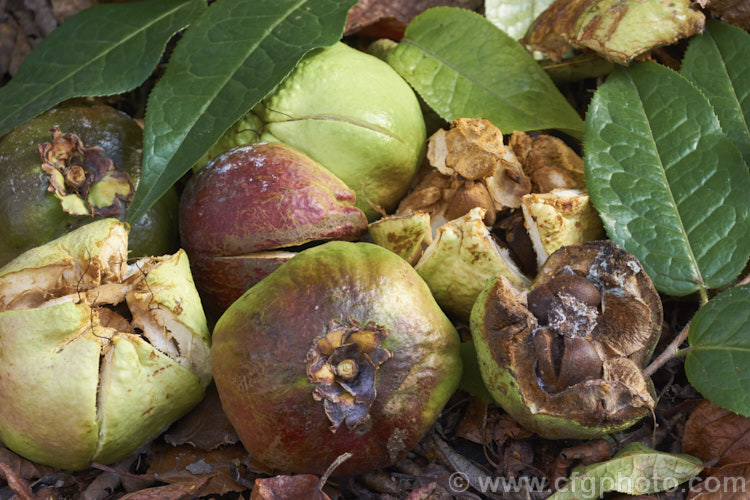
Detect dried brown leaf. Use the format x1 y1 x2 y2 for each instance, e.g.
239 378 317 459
683 401 750 467
344 0 482 37
9 21 33 77
551 439 614 482
359 470 402 496
504 440 535 476
706 0 750 30
250 474 329 500
119 474 214 500
492 413 534 446
455 397 488 444
164 383 239 451
0 446 54 481
687 462 750 499
147 443 248 496
405 482 449 499
0 462 34 500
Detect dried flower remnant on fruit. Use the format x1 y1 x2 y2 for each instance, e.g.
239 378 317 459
471 241 662 439
39 127 134 217
306 319 392 432
510 131 585 193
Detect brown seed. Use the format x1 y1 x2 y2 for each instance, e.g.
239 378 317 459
556 337 603 391
527 285 556 324
547 274 601 308
533 327 562 390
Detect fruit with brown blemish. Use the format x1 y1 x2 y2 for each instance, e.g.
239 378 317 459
471 240 662 439
210 242 462 475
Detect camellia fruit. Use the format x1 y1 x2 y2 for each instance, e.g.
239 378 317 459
0 105 179 267
202 42 426 220
0 219 211 470
471 241 662 439
211 242 462 476
180 142 368 314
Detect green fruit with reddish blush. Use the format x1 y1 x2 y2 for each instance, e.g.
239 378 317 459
180 143 368 315
211 242 462 475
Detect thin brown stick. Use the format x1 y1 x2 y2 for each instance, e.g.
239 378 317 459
318 452 352 490
642 321 690 379
90 462 156 481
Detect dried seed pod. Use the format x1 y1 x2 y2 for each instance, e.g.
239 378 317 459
527 274 600 324
0 219 211 469
471 240 662 439
415 208 529 321
522 189 604 268
492 211 537 277
444 181 495 225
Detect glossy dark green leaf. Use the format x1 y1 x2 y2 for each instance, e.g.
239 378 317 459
386 7 584 139
682 19 750 167
584 62 750 296
549 442 702 499
127 0 357 223
0 0 205 137
686 284 750 417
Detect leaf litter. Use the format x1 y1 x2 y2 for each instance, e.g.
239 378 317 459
3 0 750 498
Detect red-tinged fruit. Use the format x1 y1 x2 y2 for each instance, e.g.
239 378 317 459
180 143 368 314
211 241 462 476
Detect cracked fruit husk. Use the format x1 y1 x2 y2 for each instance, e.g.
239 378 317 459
0 219 211 470
211 242 462 476
0 105 179 267
471 241 662 439
180 143 368 315
202 42 426 221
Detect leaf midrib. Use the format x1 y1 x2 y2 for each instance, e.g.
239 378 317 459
2 0 192 118
690 345 750 352
625 69 706 290
707 31 750 148
140 0 307 204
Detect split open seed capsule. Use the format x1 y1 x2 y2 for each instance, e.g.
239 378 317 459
471 240 662 439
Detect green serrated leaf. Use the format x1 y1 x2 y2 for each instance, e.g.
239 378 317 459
681 19 750 167
127 0 356 224
549 442 703 500
686 284 750 417
484 0 555 40
584 62 750 296
0 0 205 138
386 7 584 139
